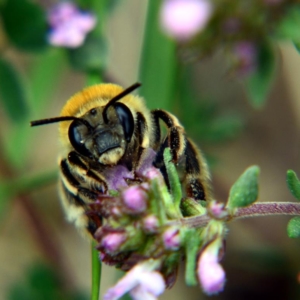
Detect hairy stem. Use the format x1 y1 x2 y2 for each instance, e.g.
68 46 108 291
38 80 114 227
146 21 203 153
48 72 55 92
233 202 300 219
178 202 300 228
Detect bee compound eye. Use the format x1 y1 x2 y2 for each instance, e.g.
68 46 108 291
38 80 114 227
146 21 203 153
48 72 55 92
90 108 97 116
114 102 134 143
68 120 92 158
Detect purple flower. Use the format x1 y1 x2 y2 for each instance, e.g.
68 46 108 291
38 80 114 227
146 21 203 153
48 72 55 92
104 260 166 300
101 232 127 253
233 41 257 75
160 0 213 41
47 2 96 48
197 239 225 295
104 165 134 190
163 227 181 250
122 185 148 213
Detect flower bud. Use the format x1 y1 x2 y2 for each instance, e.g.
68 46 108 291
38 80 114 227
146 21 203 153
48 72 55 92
101 232 127 253
122 186 148 213
143 215 159 233
143 166 164 182
208 200 228 219
163 227 181 250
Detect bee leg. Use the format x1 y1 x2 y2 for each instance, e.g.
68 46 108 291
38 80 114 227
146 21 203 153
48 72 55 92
131 112 152 178
59 152 107 235
67 151 108 193
184 139 211 201
151 109 211 201
151 109 186 162
151 109 186 188
135 112 148 167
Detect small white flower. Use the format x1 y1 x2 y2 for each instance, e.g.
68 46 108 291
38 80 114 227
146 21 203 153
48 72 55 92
104 260 165 300
197 239 225 295
160 0 213 41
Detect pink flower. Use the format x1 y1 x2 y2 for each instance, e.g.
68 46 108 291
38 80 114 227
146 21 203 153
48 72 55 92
208 200 228 219
47 2 96 48
122 185 148 213
143 166 165 185
104 260 166 300
143 215 159 233
160 0 213 41
197 240 225 295
162 227 181 250
101 232 127 253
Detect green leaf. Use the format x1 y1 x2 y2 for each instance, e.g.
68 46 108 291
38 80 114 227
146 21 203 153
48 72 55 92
287 217 300 238
184 228 202 286
7 263 87 300
286 170 300 200
68 35 107 72
202 115 244 143
138 1 177 110
0 58 28 123
276 6 300 42
163 148 182 213
227 165 260 209
245 41 276 108
28 49 66 116
180 197 206 217
150 179 169 223
1 0 48 52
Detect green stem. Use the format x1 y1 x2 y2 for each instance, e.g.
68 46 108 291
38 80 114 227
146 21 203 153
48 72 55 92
138 1 177 110
91 240 101 300
87 70 103 300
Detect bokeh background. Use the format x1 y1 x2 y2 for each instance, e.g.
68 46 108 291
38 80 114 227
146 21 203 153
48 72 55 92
1 0 300 299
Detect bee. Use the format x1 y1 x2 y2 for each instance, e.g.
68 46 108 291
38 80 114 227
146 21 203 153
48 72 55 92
31 83 211 236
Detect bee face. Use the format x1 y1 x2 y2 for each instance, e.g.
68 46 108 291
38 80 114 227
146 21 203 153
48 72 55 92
68 104 134 165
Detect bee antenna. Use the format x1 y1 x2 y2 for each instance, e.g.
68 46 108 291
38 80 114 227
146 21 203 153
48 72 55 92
30 116 77 127
30 116 93 130
102 82 141 123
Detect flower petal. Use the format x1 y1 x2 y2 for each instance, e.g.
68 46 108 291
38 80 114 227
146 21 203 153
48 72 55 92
160 0 213 40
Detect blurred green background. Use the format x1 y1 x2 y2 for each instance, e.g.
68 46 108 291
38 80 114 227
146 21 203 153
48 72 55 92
1 0 300 299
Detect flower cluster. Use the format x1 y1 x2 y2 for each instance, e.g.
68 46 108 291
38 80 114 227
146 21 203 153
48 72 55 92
47 2 96 48
159 0 295 76
86 148 229 299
